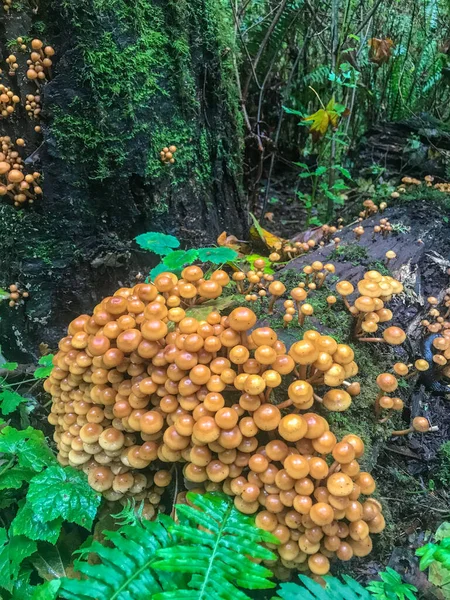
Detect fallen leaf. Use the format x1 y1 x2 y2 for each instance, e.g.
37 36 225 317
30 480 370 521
264 212 274 222
368 37 394 65
249 213 285 250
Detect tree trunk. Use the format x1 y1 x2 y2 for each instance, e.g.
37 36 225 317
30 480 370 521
0 0 246 360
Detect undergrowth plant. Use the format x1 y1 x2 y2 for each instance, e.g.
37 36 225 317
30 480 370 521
134 231 239 279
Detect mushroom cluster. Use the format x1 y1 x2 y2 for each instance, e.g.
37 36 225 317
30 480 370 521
5 55 18 77
25 93 42 123
46 268 384 573
0 136 43 206
421 295 450 334
2 0 11 11
160 145 177 164
7 283 29 308
334 270 405 342
0 84 20 118
26 39 55 82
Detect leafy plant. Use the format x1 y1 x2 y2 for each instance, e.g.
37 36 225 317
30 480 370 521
417 523 450 571
135 231 238 280
366 568 417 599
59 492 278 600
276 573 374 599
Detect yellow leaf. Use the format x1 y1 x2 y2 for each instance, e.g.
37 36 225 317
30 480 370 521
303 96 346 141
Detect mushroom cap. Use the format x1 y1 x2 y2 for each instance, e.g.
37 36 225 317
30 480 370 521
376 372 398 392
336 281 354 296
310 503 334 526
7 169 24 183
382 326 406 345
327 472 353 496
364 270 382 283
357 280 381 298
0 161 11 175
268 281 286 296
354 296 376 312
291 287 307 301
393 362 409 376
414 359 430 371
385 250 396 259
323 389 352 412
228 307 257 331
412 416 430 432
289 339 319 365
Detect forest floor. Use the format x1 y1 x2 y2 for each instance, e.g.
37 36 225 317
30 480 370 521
248 191 450 597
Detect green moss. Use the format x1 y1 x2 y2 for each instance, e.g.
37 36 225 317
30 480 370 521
435 441 450 487
51 0 242 186
329 243 369 264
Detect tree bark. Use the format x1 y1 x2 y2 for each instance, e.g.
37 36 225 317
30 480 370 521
0 0 246 360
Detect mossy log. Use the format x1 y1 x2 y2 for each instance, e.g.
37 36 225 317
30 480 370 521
0 0 246 359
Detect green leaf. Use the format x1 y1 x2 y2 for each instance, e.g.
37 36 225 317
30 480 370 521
0 288 10 301
149 263 169 280
152 492 277 599
197 247 238 264
135 232 180 256
0 528 37 592
314 166 327 176
299 171 312 178
0 465 35 491
245 254 274 274
31 580 61 600
31 544 66 580
293 162 310 170
282 106 305 117
333 165 353 180
277 574 375 600
1 362 18 371
0 389 28 415
0 426 55 471
34 355 55 379
59 516 176 600
435 523 450 541
162 249 199 270
11 502 63 544
26 466 101 529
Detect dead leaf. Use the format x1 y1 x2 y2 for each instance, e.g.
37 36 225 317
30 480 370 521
249 212 285 250
217 231 241 252
264 212 274 222
369 37 394 65
303 97 347 142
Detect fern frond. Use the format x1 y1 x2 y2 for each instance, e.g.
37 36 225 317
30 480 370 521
58 515 180 600
152 492 278 600
276 574 374 600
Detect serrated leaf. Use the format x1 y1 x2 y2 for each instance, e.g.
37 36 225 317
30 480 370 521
0 465 35 491
1 362 18 371
34 355 55 380
0 528 37 592
11 502 63 544
135 232 180 256
0 426 55 471
27 466 101 529
162 249 199 270
9 566 35 600
0 389 28 415
197 247 238 264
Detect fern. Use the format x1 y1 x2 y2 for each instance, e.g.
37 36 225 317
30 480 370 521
152 492 278 599
59 514 180 599
59 492 278 600
276 573 374 600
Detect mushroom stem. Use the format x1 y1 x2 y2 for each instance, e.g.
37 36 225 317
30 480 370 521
353 313 365 337
265 388 273 402
357 337 384 343
277 399 293 410
313 393 323 403
328 460 341 475
240 331 249 348
299 365 307 380
374 391 383 418
298 312 306 326
307 370 323 384
378 410 394 424
317 273 328 289
268 295 276 314
341 296 352 313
